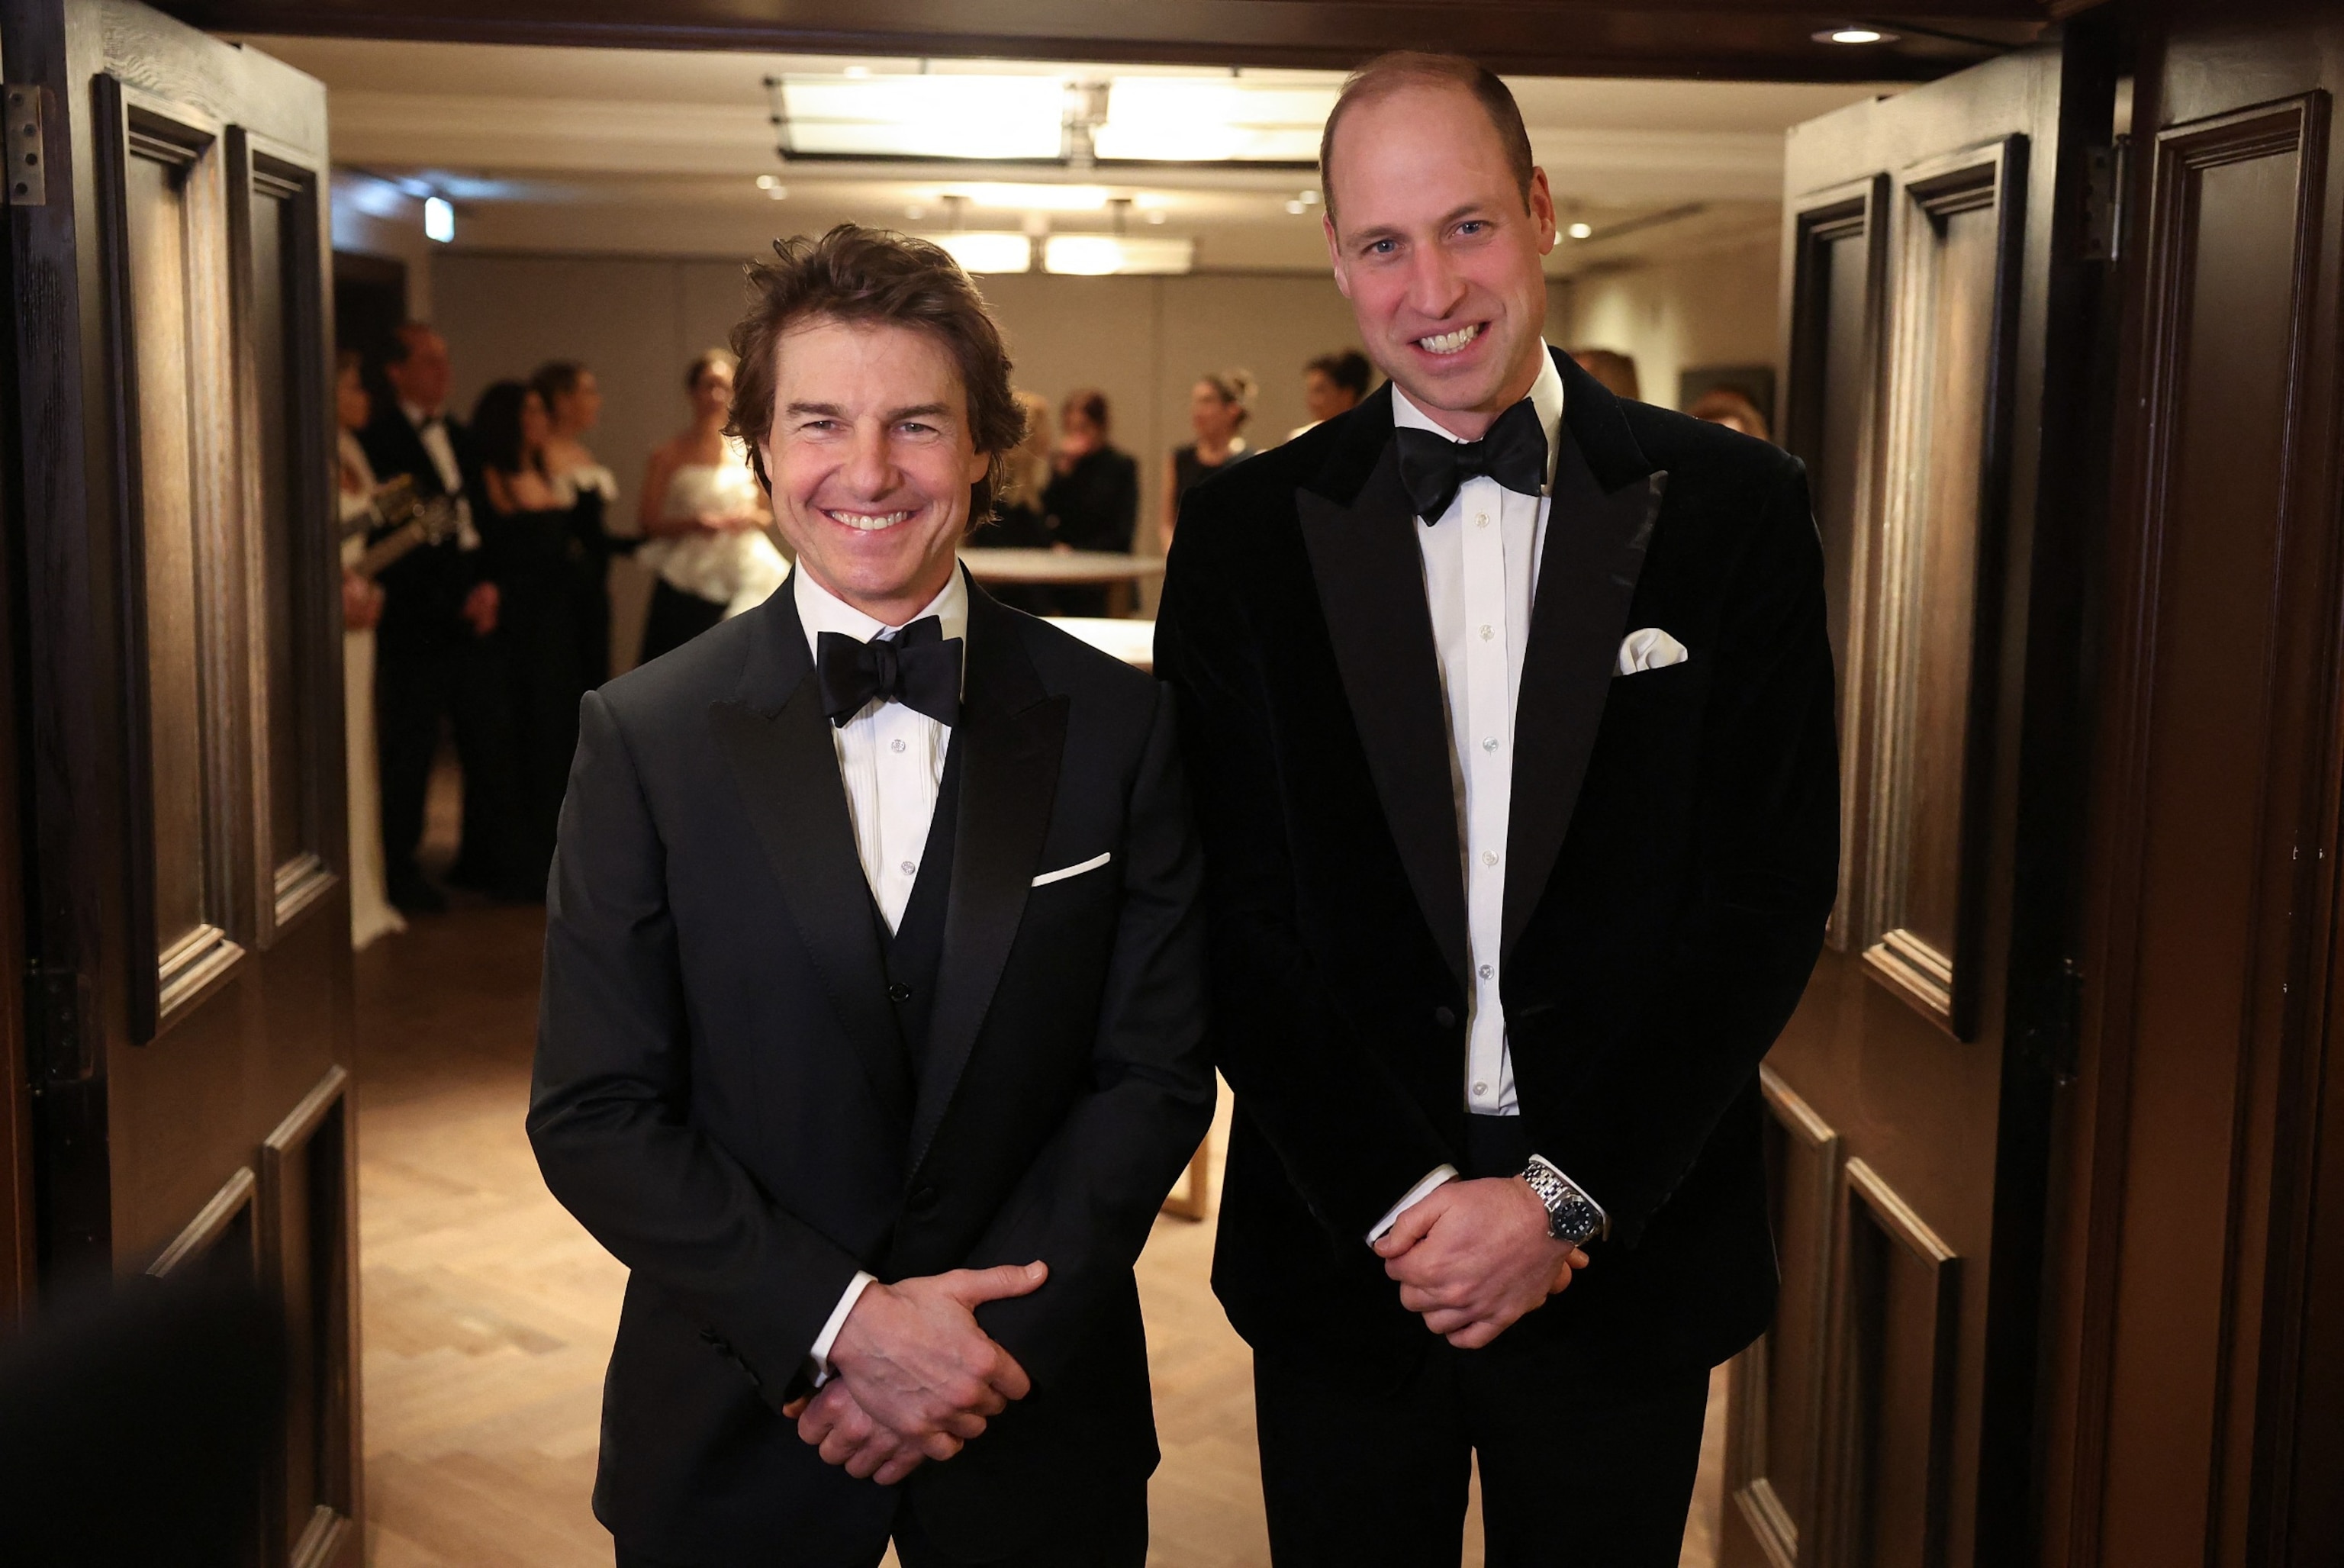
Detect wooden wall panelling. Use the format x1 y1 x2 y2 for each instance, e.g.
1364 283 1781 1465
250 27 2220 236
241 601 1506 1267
1859 135 2028 1038
1830 1158 1961 1568
260 1064 357 1568
143 1161 256 1280
1779 174 1888 959
2053 84 2336 1568
1730 1066 1843 1566
92 72 251 1041
0 195 33 1325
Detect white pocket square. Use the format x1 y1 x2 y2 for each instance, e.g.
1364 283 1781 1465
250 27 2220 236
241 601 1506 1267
1616 628 1689 675
1032 852 1112 888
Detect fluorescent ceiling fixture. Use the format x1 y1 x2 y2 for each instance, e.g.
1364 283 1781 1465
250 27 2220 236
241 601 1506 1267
928 232 1033 273
423 195 454 243
778 76 1063 159
1566 221 1593 239
1814 26 1895 43
943 182 1112 212
1042 234 1194 275
1093 80 1335 162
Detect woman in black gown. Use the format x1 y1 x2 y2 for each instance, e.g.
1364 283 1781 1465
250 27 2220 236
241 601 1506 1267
471 379 588 893
1039 387 1139 617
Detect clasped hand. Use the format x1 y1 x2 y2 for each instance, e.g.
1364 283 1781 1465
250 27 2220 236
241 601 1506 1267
784 1261 1046 1486
1373 1177 1589 1349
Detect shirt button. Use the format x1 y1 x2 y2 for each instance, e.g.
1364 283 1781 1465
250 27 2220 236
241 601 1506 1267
890 738 906 753
1474 513 1489 528
1482 736 1499 752
1479 625 1494 641
1473 1081 1489 1096
1479 963 1494 979
899 860 916 877
887 982 913 1004
1482 851 1499 867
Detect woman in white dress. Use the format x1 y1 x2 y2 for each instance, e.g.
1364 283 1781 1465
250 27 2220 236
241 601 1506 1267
335 351 407 949
531 359 624 686
633 349 788 663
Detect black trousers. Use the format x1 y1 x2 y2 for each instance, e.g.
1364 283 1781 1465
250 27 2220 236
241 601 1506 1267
613 1483 1146 1568
639 580 729 666
375 620 516 897
1251 1116 1713 1568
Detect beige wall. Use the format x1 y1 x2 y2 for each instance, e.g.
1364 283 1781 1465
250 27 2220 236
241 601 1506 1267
1557 234 1781 414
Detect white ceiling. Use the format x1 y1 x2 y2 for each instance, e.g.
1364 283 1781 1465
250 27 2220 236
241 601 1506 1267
237 35 1901 273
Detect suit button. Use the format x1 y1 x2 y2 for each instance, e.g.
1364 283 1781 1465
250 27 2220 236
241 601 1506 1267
908 1184 940 1215
887 982 913 1003
1434 1006 1457 1029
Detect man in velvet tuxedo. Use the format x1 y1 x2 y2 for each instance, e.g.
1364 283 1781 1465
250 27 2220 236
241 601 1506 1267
359 321 514 910
528 226 1212 1567
1155 55 1839 1566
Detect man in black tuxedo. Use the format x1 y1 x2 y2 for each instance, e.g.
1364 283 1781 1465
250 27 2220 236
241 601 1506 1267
1155 54 1839 1566
529 225 1213 1567
359 321 513 910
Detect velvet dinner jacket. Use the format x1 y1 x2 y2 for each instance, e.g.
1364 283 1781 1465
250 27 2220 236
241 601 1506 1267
527 577 1213 1559
1154 349 1840 1372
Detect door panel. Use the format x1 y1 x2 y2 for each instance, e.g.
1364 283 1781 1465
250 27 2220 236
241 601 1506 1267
1726 43 2098 1568
2041 11 2344 1562
4 2 356 1560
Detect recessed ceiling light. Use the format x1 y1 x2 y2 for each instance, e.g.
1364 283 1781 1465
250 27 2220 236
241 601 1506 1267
1815 25 1895 43
1566 221 1592 240
755 174 779 189
906 204 927 220
1285 199 1307 215
842 64 871 77
764 185 788 201
1301 190 1319 205
1145 209 1168 225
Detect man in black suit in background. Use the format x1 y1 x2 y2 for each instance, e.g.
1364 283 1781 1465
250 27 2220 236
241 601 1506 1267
1155 53 1840 1566
529 225 1212 1566
359 320 512 910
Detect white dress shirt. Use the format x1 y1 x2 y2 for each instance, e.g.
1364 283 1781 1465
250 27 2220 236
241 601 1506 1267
1367 348 1605 1244
398 400 480 551
793 565 969 1377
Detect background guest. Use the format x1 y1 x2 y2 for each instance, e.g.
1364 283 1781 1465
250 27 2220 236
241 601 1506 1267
333 350 404 951
359 321 510 915
474 380 584 896
1291 347 1373 438
1040 387 1140 615
978 389 1056 613
1162 368 1256 549
531 359 624 687
634 348 787 662
1689 386 1772 442
1566 345 1642 400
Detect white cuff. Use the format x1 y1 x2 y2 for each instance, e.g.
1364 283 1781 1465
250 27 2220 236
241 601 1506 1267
1366 1165 1460 1245
806 1271 877 1387
1527 1154 1609 1239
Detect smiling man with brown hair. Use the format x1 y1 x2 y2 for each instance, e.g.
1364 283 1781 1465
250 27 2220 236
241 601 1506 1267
530 224 1212 1567
1157 53 1840 1566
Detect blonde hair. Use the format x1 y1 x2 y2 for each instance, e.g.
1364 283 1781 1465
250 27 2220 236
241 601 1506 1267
1198 369 1258 428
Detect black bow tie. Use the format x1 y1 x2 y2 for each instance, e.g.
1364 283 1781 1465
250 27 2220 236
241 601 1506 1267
816 617 962 728
1393 397 1549 524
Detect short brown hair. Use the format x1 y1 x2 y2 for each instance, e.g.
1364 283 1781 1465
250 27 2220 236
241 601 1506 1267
727 224 1022 525
1318 53 1535 226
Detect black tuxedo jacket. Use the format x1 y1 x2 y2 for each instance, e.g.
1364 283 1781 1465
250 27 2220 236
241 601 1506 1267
357 404 487 640
528 578 1213 1561
1155 349 1839 1373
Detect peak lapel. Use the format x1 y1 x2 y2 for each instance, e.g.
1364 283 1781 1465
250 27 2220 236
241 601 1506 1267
1502 428 1668 961
708 592 915 1124
1298 444 1473 996
907 589 1067 1170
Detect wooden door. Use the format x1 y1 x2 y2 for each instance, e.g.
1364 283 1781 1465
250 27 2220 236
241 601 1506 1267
2038 7 2344 1567
1721 34 2118 1568
2 2 359 1562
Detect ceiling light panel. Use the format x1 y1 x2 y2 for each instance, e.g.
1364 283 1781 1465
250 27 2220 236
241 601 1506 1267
778 76 1063 159
1093 80 1335 162
928 232 1034 272
1042 234 1195 275
942 182 1112 212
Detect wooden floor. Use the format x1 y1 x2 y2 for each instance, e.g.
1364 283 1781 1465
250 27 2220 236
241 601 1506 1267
353 899 1724 1566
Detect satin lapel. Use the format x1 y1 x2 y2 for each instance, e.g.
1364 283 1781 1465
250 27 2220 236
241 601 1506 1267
1298 445 1472 995
1502 430 1669 961
908 590 1067 1169
708 596 914 1124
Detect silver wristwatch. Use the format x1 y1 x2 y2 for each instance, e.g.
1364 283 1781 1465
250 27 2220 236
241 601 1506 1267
1521 1158 1605 1247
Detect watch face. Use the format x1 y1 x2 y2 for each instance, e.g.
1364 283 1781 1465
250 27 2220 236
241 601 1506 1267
1553 1196 1600 1245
